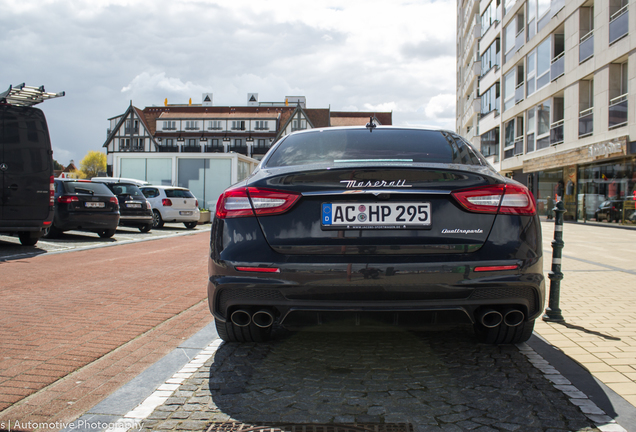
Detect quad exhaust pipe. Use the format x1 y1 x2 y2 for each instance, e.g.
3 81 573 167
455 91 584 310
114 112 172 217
503 308 525 327
477 309 503 328
476 308 525 328
230 308 275 328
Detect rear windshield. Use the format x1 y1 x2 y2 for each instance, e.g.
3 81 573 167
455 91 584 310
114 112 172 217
108 183 145 197
61 182 113 195
165 189 194 198
264 129 484 168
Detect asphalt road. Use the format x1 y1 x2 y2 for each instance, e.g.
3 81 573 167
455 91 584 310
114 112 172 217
0 223 211 262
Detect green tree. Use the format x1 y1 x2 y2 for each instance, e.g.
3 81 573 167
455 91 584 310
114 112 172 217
79 150 107 179
52 159 64 171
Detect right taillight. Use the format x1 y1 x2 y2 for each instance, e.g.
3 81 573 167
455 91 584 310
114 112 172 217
162 198 173 206
215 186 300 219
452 183 536 216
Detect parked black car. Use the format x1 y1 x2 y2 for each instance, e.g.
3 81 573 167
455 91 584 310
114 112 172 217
594 200 623 222
92 180 153 232
44 179 120 238
208 126 545 344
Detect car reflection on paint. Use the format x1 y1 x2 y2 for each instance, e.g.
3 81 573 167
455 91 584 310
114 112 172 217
207 126 544 344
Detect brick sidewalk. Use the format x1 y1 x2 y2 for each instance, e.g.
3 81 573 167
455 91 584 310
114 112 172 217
0 232 213 422
535 220 636 408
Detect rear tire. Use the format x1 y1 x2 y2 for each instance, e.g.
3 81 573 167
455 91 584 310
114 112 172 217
98 229 116 238
475 319 535 344
152 210 164 228
184 221 197 229
42 225 60 239
139 224 152 233
215 318 271 342
18 232 39 246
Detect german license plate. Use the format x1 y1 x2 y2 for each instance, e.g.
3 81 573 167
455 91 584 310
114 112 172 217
179 211 193 216
127 203 141 208
321 202 431 229
85 202 105 208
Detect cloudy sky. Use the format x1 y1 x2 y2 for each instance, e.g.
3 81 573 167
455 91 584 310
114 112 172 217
1 0 457 165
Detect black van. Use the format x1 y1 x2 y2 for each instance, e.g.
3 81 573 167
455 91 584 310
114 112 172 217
1 85 62 246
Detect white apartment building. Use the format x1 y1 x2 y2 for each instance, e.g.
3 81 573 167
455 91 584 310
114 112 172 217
457 0 636 224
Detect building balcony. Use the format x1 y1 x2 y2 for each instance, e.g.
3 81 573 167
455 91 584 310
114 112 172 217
609 5 629 45
579 108 593 137
229 145 248 154
204 144 224 153
579 31 594 63
124 127 139 134
157 145 179 153
551 52 565 81
515 82 524 104
550 120 564 145
251 145 272 155
609 94 628 129
182 145 202 153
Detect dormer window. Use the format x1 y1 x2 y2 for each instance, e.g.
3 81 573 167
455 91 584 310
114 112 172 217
163 121 176 130
254 120 269 130
232 120 246 130
185 120 199 130
208 120 222 130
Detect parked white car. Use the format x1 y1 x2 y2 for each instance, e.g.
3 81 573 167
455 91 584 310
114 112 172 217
140 186 200 229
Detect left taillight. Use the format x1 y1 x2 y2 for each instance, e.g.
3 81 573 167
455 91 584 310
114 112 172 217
215 186 301 219
49 176 55 206
58 195 79 204
452 183 536 216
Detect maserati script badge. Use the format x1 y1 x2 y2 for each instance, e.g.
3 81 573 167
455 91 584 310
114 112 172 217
340 180 412 188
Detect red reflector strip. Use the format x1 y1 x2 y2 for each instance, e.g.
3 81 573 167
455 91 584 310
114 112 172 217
474 265 519 272
235 267 280 273
43 221 52 226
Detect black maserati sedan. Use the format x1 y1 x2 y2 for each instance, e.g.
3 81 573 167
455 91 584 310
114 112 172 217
208 126 544 344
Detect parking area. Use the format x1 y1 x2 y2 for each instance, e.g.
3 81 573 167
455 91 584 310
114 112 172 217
0 223 211 262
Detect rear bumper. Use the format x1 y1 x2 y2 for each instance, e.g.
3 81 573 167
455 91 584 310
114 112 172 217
55 212 120 231
208 260 545 328
119 214 153 226
159 207 200 223
0 208 54 233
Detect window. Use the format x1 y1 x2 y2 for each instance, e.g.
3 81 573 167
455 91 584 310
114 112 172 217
480 127 500 158
254 121 269 130
536 37 551 89
208 120 222 130
165 139 174 146
185 121 199 130
133 138 144 150
163 121 176 130
481 39 500 73
504 22 516 60
292 119 307 130
232 120 246 130
481 0 502 36
536 99 551 149
187 138 197 146
256 139 266 148
480 82 500 115
579 79 594 137
527 51 536 96
526 108 536 153
504 70 516 111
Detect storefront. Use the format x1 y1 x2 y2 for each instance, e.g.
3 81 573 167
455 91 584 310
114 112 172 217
522 136 636 224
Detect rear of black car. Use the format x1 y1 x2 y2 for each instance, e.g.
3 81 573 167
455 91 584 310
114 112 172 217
208 127 544 344
99 182 153 232
47 180 120 238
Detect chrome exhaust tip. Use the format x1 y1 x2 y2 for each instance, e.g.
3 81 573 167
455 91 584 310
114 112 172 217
503 309 525 327
477 309 503 328
230 309 251 327
252 310 275 328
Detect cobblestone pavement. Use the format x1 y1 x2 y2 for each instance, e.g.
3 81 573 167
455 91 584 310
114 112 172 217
136 328 600 432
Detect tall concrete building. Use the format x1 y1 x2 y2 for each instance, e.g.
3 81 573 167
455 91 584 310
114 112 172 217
456 0 635 224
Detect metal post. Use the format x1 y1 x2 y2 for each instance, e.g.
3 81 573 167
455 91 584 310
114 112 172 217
543 200 566 322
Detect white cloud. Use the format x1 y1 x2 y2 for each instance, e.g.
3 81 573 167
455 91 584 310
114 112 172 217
0 0 458 162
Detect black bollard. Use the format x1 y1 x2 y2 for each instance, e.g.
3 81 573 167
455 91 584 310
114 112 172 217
543 200 566 322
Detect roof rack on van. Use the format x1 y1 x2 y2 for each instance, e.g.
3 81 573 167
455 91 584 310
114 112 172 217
0 83 65 107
